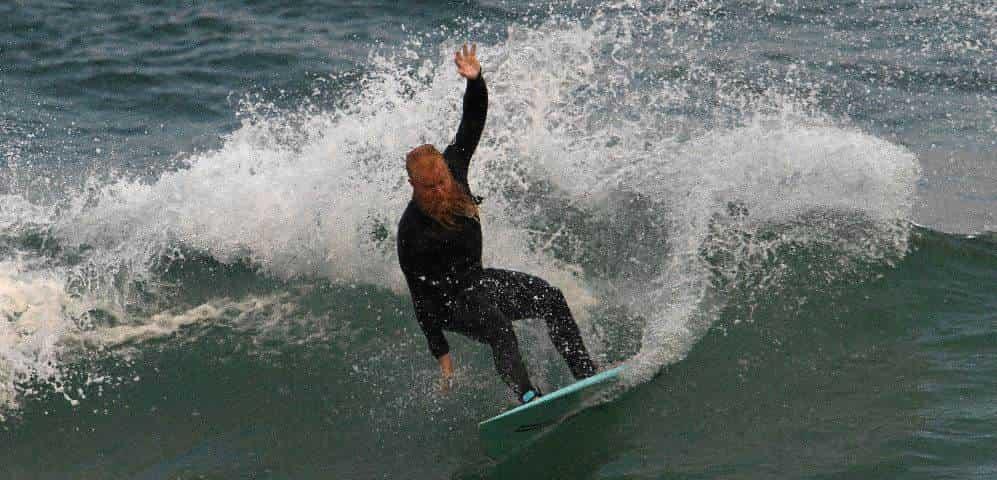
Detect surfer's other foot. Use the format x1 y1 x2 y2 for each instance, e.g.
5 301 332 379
519 389 543 405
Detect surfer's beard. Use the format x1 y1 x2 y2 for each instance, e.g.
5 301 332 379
416 177 479 229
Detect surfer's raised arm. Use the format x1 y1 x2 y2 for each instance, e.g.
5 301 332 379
443 43 487 183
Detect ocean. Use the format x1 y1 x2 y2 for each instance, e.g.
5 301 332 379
1 1 994 478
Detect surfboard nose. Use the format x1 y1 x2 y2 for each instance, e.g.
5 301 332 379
478 366 625 458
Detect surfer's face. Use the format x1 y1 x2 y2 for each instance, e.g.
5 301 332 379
406 143 479 229
408 159 449 198
406 144 456 209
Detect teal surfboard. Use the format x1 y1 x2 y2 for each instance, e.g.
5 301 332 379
478 366 624 458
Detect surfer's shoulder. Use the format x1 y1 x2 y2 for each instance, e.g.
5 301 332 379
398 200 429 232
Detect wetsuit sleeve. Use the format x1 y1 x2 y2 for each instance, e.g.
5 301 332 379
412 296 450 359
397 218 451 359
444 74 488 181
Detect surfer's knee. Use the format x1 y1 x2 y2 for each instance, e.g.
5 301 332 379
546 284 567 305
535 283 570 318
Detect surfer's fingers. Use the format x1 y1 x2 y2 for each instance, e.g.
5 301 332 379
470 43 477 57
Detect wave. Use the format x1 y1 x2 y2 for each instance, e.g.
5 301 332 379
0 1 924 411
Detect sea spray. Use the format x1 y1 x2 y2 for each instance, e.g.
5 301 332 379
0 1 921 410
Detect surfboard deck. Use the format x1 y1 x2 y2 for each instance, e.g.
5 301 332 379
478 366 624 458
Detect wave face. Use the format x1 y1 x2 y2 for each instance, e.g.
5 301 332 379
0 0 993 478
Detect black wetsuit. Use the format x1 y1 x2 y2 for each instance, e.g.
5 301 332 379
397 74 597 397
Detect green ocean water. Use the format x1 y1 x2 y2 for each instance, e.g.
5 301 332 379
2 228 995 478
2 1 995 478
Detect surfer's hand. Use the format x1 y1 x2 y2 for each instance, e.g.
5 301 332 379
454 43 480 80
438 352 455 395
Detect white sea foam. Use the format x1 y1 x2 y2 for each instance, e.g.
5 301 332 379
0 261 87 408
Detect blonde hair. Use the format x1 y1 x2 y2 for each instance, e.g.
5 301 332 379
406 144 479 229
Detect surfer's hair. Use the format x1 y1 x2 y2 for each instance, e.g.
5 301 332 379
406 144 479 229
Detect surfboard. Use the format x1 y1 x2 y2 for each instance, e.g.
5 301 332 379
478 366 624 458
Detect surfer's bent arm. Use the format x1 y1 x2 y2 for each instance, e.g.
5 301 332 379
412 298 450 360
417 311 455 392
444 44 487 178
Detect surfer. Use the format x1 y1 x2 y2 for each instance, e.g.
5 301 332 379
397 44 598 405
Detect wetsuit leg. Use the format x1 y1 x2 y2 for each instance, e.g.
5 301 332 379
449 289 535 397
452 268 598 382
